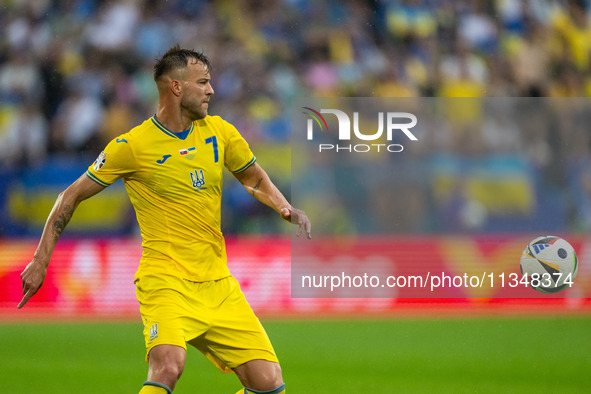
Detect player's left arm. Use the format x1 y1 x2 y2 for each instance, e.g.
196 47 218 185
233 162 311 239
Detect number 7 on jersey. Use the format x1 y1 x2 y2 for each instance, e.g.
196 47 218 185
205 136 218 163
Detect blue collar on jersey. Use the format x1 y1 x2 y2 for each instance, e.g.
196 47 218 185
151 116 194 140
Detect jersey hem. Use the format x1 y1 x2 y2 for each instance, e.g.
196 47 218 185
134 269 233 284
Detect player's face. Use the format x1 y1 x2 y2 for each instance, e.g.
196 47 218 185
180 60 214 120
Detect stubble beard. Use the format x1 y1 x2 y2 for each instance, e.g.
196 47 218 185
181 98 208 121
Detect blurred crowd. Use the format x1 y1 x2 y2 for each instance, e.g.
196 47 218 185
1 0 591 235
294 97 591 235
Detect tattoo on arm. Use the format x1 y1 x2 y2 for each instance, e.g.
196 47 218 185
53 205 73 241
251 178 263 197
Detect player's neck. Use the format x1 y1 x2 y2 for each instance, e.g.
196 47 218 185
155 106 193 133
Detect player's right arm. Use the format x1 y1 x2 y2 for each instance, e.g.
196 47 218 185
18 132 136 309
18 173 105 309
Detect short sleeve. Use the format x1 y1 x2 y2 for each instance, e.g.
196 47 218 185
222 121 256 173
85 135 137 187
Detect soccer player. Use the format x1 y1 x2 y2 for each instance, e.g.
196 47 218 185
18 45 311 394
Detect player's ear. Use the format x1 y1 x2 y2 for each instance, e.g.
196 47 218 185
170 79 182 97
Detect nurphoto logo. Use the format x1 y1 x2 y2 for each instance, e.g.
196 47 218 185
303 107 418 153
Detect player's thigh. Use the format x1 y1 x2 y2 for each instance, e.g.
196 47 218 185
136 274 208 361
189 277 279 372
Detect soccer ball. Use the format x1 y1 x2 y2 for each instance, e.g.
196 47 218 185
520 236 578 294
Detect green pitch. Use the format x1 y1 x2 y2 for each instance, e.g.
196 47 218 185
1 316 590 393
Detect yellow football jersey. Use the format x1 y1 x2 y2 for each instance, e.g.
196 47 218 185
86 115 256 282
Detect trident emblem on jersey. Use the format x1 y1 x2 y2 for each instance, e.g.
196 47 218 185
190 169 206 190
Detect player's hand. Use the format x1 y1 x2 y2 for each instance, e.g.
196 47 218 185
18 259 48 309
281 207 312 239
